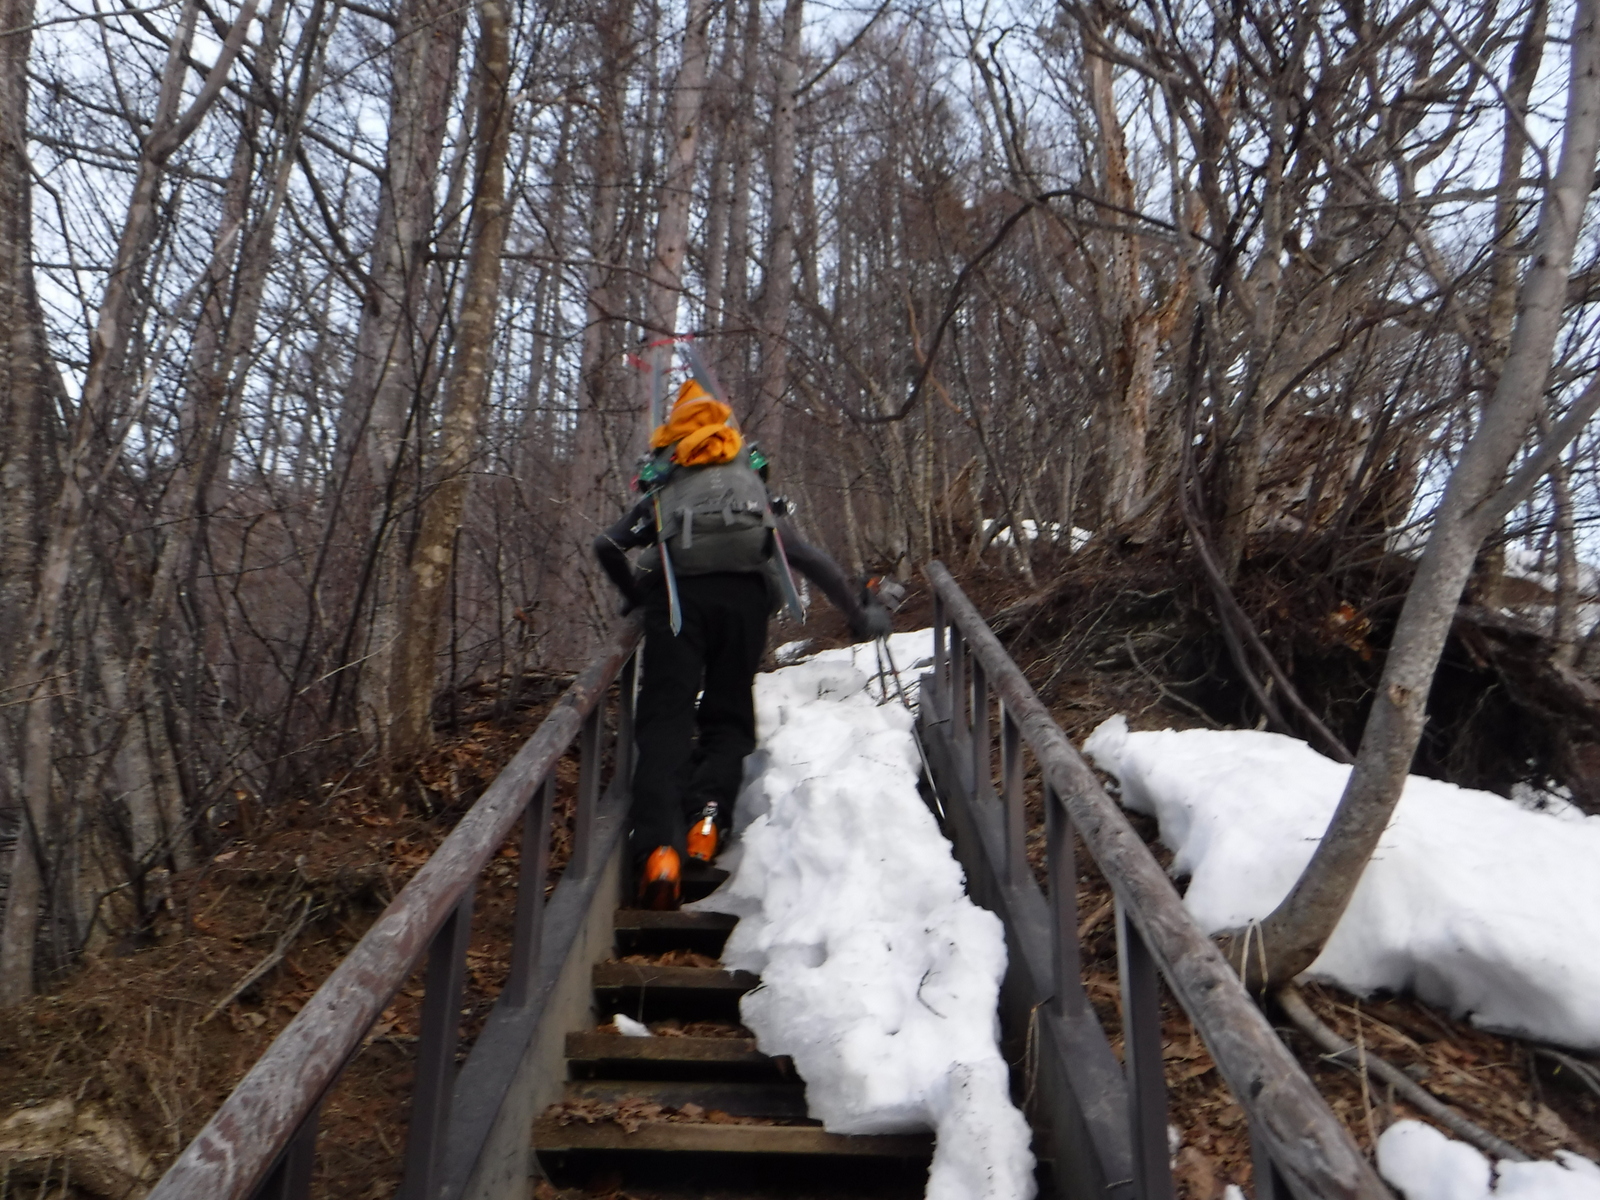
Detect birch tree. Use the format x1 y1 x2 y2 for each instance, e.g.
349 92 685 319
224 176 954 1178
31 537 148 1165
389 0 514 757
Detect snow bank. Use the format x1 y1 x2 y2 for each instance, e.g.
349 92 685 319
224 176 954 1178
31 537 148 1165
1081 717 1600 1050
981 518 1093 551
1378 1121 1600 1200
692 630 1037 1199
1502 543 1600 599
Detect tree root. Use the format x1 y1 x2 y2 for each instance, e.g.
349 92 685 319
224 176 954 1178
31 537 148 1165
1277 983 1531 1163
1534 1047 1600 1102
197 895 313 1026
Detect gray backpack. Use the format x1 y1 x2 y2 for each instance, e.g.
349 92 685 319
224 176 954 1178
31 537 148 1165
643 449 774 576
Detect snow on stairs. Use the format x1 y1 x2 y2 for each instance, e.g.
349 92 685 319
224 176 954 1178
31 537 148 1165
532 869 934 1197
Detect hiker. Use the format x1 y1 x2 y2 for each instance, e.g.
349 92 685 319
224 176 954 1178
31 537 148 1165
594 380 892 909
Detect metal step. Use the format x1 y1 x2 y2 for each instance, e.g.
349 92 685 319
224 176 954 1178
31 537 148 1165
594 961 758 1023
531 1117 933 1193
536 899 936 1197
614 908 739 957
564 1032 790 1083
563 1079 815 1123
681 862 730 902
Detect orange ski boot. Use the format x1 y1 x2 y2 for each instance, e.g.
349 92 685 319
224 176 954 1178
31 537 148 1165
637 845 682 911
686 802 721 864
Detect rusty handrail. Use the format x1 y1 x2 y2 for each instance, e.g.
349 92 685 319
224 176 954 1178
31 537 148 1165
148 622 642 1200
925 562 1388 1200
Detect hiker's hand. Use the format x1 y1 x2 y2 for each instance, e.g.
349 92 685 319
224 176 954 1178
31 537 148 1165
851 600 892 642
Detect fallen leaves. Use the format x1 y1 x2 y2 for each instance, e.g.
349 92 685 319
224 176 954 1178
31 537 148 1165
592 1018 754 1039
1292 985 1600 1162
616 949 722 969
545 1096 780 1134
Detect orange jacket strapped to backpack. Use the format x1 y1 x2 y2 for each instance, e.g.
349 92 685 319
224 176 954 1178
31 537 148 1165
650 381 744 467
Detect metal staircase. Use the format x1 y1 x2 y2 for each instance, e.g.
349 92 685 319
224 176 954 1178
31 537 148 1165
145 566 1392 1200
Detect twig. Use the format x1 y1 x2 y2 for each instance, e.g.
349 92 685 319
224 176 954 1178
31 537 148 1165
1124 634 1222 728
198 895 313 1026
1077 896 1114 942
1534 1047 1600 1102
1278 984 1531 1162
1356 1000 1380 1154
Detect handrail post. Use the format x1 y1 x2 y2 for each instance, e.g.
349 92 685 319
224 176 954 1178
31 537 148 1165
933 593 948 715
1252 1125 1290 1200
613 650 637 793
144 624 645 1200
1118 901 1175 1200
251 1106 317 1200
399 892 474 1200
971 656 990 799
572 705 603 875
505 773 556 1008
1000 707 1025 885
1045 787 1082 1014
950 623 967 748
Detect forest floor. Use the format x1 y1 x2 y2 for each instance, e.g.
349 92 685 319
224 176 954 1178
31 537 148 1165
3 549 1599 1199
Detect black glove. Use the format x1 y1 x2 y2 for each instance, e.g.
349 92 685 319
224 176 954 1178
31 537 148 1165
851 599 893 642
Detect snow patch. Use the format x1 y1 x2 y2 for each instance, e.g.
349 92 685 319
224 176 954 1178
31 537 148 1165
1502 543 1600 599
773 638 814 665
1082 716 1600 1050
691 629 1036 1199
1378 1120 1600 1199
981 518 1093 551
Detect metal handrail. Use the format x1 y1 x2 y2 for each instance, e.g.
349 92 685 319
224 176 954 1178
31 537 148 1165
925 562 1388 1200
148 622 643 1200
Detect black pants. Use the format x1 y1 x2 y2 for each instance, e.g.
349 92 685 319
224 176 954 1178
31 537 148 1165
630 571 770 861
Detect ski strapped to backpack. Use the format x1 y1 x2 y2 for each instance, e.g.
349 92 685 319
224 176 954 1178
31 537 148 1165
650 489 686 636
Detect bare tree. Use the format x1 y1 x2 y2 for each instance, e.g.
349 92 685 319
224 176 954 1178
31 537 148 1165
389 0 514 757
638 0 714 428
2 0 259 1004
750 0 803 447
1244 0 1600 991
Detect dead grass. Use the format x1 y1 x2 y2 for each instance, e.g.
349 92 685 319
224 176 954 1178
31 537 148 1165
0 675 595 1200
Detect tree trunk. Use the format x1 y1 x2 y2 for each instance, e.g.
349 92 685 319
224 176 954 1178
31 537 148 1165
639 0 714 432
1486 0 1550 366
343 0 466 744
1 0 257 1006
0 2 60 668
572 0 635 514
1244 0 1600 991
717 0 763 391
0 0 55 1007
387 0 513 759
750 0 802 448
103 0 310 879
1548 437 1581 667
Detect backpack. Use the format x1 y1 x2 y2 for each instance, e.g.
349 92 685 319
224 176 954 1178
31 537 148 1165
639 446 774 576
